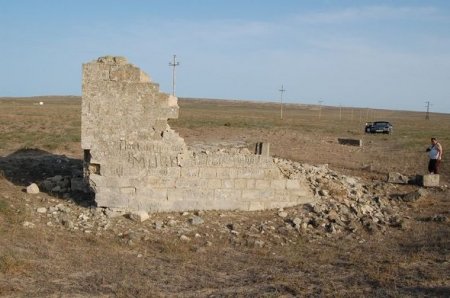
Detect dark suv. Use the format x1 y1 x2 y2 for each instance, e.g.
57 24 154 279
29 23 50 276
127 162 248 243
365 121 393 134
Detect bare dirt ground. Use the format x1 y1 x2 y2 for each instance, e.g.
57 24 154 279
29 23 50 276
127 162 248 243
0 97 449 297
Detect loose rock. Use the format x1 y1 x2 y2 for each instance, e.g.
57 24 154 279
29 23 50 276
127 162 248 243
26 183 40 194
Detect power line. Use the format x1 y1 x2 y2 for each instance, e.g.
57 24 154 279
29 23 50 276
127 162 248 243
168 54 180 96
425 101 431 120
318 100 323 120
279 84 286 119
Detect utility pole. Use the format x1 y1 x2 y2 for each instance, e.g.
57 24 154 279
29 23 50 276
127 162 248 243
425 101 431 120
279 84 286 119
318 100 323 120
168 54 180 96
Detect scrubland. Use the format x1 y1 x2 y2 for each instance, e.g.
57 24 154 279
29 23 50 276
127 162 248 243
0 96 448 297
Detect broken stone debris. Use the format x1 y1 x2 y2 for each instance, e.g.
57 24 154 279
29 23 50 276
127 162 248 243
24 156 421 250
26 183 40 194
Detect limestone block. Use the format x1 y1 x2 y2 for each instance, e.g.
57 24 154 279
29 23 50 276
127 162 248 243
264 168 283 179
246 179 256 189
388 172 410 184
255 179 270 189
242 189 274 201
120 187 136 195
147 177 176 188
138 188 168 200
26 183 40 194
248 201 265 211
181 167 199 177
216 168 237 179
96 191 129 209
271 179 286 189
139 71 151 83
207 179 222 189
128 211 150 222
422 174 439 187
168 189 214 202
109 64 141 82
199 168 217 178
214 189 242 201
237 168 265 179
196 200 238 211
82 63 110 82
286 180 301 189
234 179 247 189
175 178 208 189
222 179 234 189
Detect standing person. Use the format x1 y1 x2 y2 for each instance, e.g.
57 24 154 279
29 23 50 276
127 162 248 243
426 137 443 174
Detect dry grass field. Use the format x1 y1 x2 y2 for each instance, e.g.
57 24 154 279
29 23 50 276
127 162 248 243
0 96 449 297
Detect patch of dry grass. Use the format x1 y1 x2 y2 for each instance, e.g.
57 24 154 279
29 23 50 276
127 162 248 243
0 96 449 296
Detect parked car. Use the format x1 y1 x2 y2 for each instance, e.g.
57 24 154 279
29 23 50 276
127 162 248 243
364 121 393 134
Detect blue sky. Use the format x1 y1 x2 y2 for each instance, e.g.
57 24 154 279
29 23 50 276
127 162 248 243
1 0 449 112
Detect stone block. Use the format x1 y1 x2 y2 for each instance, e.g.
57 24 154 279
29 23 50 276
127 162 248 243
128 211 150 222
242 189 274 200
207 179 222 189
271 179 286 189
247 201 265 211
422 174 440 187
96 191 129 209
181 167 199 177
26 183 40 194
264 168 282 179
199 168 217 178
246 179 255 189
109 64 141 82
216 168 237 178
222 179 234 189
175 178 208 188
237 168 265 179
138 188 167 200
338 138 362 147
168 189 213 202
234 179 247 189
215 189 241 201
388 172 409 184
120 187 136 195
286 179 301 189
255 179 270 189
147 177 176 188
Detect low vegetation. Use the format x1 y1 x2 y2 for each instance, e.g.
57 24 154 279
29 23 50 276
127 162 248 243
0 96 448 296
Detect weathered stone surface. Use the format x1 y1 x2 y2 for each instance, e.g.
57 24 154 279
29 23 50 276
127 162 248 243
422 174 440 187
189 216 204 225
387 172 409 184
26 183 40 194
402 188 428 202
36 207 47 214
81 56 314 212
128 211 150 222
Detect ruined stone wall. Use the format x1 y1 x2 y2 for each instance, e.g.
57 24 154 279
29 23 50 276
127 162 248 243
82 56 314 212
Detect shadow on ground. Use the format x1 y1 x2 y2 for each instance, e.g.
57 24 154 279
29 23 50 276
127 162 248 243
0 148 94 207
